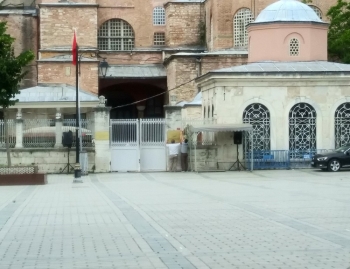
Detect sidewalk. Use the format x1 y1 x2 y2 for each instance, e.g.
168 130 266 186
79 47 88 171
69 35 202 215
0 170 349 268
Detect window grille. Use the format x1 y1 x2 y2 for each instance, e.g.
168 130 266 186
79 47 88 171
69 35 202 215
335 103 350 148
309 5 322 19
243 103 270 151
233 8 254 48
290 38 300 56
289 103 316 158
98 19 134 51
153 7 165 25
154 32 165 46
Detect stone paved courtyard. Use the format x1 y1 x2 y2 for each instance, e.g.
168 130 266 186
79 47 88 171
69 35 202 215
0 170 350 269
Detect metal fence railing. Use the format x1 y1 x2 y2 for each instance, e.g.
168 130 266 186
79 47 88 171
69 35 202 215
245 149 334 170
62 119 93 148
23 119 56 148
0 119 95 149
0 120 16 148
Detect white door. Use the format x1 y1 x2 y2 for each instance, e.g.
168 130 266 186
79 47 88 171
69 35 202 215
140 119 166 171
110 119 139 172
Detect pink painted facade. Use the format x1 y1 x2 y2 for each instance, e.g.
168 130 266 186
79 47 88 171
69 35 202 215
248 22 328 63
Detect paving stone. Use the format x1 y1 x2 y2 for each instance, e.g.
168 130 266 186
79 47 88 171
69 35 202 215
0 171 350 268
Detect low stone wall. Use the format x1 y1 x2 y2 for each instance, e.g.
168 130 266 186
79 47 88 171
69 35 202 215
189 146 218 171
0 149 95 174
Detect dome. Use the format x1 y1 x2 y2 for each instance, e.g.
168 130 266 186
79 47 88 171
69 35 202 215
254 0 323 24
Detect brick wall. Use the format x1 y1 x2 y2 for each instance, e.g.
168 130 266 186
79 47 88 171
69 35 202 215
0 14 38 88
40 5 98 49
38 62 99 94
98 0 169 48
98 52 163 65
165 2 205 47
206 0 339 51
166 54 248 103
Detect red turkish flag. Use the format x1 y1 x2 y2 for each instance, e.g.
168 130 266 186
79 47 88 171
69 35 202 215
72 30 77 65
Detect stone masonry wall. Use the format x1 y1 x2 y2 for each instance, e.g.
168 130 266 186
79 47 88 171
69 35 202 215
0 149 95 174
0 14 38 88
166 54 248 103
38 62 99 94
40 6 98 49
98 52 163 65
205 0 339 51
165 2 205 47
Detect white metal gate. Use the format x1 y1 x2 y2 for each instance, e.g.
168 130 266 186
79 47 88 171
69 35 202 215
110 119 166 172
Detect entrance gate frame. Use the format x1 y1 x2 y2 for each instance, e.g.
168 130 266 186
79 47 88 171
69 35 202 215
110 118 166 172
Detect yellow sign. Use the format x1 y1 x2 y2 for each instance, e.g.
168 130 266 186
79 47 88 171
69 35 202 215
95 131 109 140
167 130 181 143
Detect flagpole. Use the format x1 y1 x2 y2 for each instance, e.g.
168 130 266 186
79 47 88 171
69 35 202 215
74 34 81 180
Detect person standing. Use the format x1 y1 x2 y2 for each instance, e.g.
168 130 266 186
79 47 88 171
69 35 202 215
181 138 189 172
167 140 180 172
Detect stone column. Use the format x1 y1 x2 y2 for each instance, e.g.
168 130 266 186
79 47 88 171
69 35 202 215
55 108 62 148
94 96 111 172
15 108 23 148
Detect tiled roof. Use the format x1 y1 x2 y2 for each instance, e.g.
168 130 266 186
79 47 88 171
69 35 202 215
212 61 350 74
106 64 166 78
15 84 99 102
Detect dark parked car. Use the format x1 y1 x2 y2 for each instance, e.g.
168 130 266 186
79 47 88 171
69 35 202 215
311 145 350 172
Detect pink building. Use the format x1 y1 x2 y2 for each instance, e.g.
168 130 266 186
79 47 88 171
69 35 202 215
248 0 329 63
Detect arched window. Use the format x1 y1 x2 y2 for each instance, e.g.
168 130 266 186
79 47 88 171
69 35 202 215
98 19 134 51
243 103 270 151
335 103 350 148
233 8 254 48
153 7 165 25
309 5 323 20
289 103 316 157
290 38 300 56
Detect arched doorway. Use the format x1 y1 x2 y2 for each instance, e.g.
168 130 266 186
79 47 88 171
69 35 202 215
99 81 166 119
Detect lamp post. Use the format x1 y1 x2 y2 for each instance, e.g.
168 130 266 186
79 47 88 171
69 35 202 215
74 44 82 181
99 59 109 78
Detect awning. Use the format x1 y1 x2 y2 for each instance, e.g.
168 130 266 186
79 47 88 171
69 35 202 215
190 124 253 132
105 64 166 78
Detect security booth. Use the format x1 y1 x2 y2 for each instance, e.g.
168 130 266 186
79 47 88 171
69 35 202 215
188 124 254 172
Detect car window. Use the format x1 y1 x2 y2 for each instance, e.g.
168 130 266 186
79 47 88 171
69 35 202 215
335 146 350 153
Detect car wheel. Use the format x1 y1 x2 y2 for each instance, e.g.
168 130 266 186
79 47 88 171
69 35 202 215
328 159 341 172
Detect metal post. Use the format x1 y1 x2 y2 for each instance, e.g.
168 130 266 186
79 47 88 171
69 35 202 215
195 133 197 172
250 130 253 171
74 44 82 180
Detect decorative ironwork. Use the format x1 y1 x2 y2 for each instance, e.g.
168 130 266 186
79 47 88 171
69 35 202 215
62 119 94 148
23 119 56 148
335 102 350 148
233 8 254 48
289 103 316 158
243 103 270 151
0 166 36 174
0 120 16 148
290 38 300 56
